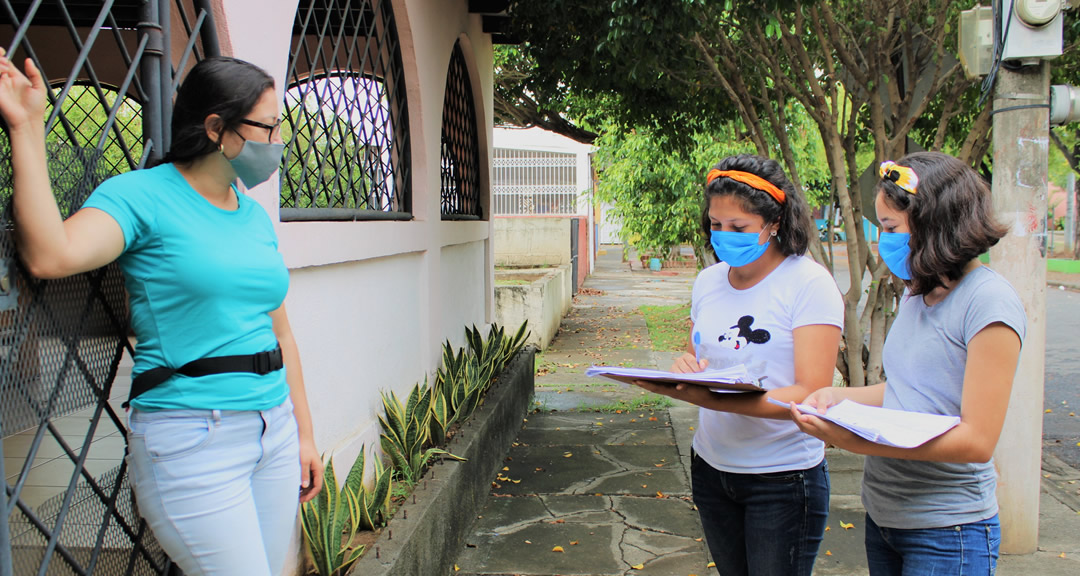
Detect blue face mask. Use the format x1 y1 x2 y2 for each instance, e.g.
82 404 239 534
878 232 912 280
710 229 771 268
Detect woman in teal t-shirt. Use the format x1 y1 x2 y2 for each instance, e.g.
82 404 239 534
0 54 323 575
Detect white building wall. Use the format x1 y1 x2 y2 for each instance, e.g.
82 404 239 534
217 0 495 507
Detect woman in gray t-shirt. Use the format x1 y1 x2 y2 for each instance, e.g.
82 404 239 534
791 152 1026 576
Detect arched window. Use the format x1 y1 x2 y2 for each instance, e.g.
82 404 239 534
439 41 481 220
281 0 411 221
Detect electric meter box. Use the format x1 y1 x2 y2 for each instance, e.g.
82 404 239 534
1001 0 1063 62
959 6 994 78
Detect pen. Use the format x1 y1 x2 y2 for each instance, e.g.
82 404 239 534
693 331 701 368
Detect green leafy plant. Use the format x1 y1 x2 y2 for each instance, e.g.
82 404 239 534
465 324 501 383
357 451 392 531
455 353 491 422
301 446 389 576
432 342 468 443
498 321 530 372
429 321 531 445
379 381 464 486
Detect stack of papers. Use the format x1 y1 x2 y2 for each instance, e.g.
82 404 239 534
584 364 765 393
771 398 961 448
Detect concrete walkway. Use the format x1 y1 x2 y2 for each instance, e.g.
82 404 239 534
454 246 1080 575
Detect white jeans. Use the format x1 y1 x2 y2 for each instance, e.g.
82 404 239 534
127 398 301 575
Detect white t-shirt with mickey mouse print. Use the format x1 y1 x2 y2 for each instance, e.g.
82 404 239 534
690 254 844 474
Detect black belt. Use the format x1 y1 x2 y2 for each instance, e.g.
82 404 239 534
124 346 283 408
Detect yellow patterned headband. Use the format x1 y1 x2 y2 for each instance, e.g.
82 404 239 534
879 161 918 194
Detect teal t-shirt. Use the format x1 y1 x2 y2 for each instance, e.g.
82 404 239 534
82 163 290 411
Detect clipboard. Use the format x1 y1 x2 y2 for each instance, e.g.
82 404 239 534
584 365 766 393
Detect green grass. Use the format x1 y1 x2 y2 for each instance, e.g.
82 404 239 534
579 394 674 413
639 303 693 352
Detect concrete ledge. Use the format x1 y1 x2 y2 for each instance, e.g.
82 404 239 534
494 266 572 350
348 346 536 576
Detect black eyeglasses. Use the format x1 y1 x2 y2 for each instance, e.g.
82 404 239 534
237 118 283 143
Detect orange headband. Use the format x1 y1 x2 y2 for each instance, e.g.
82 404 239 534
706 169 786 204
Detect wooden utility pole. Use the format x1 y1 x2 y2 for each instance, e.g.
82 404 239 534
989 62 1049 554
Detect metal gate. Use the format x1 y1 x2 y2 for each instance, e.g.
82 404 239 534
0 1 219 574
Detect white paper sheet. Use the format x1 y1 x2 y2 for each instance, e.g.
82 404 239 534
771 397 961 448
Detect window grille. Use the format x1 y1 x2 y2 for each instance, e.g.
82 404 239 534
0 2 219 574
492 148 580 215
281 0 411 221
440 41 481 220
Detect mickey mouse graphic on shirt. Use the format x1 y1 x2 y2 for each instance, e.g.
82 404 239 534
717 315 771 350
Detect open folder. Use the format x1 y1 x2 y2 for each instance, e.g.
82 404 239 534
771 397 961 448
584 364 766 393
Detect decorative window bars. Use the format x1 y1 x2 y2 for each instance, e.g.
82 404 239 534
0 2 219 575
281 0 411 221
492 148 580 215
440 41 481 220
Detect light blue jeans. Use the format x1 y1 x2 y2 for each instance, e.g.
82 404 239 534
865 513 1001 576
127 398 301 576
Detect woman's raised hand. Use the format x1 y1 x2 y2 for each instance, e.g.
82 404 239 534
0 49 47 131
670 352 708 374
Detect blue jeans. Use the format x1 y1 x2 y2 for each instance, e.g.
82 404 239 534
865 513 1000 576
691 453 829 576
127 398 301 576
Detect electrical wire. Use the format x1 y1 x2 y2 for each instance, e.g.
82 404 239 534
978 0 1015 108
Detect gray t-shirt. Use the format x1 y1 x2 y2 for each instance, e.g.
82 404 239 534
862 266 1026 529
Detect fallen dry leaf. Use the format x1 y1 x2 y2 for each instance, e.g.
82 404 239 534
825 550 832 556
552 546 564 553
707 561 716 568
631 563 644 570
840 521 855 530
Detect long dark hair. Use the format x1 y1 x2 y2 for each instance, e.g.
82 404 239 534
876 151 1007 295
163 57 275 164
700 154 812 256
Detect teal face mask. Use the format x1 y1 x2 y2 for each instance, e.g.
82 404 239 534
228 137 285 188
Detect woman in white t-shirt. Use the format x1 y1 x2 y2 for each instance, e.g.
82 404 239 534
633 154 843 576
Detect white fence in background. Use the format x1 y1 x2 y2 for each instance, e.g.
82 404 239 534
493 148 582 215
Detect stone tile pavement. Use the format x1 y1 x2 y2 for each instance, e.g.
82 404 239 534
453 245 1080 575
